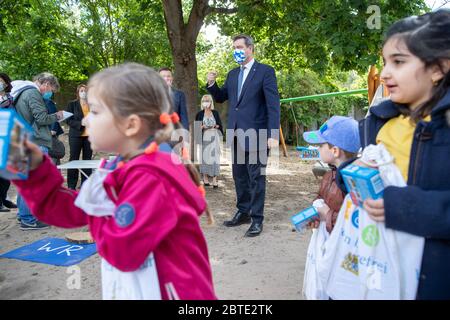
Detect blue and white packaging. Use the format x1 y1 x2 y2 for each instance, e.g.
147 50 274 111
0 109 33 180
296 146 320 160
291 207 319 232
341 164 384 207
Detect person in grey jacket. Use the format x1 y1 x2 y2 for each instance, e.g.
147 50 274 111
11 72 63 230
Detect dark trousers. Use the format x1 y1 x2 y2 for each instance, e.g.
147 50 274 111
232 138 268 224
67 136 93 189
0 177 10 205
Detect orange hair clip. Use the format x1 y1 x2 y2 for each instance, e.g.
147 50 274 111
144 142 159 155
198 185 206 197
171 112 180 124
117 161 125 169
159 113 171 125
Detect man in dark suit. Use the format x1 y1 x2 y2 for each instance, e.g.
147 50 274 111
207 34 280 237
159 67 189 130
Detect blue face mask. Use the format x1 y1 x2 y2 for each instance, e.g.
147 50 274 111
233 49 246 64
42 91 53 100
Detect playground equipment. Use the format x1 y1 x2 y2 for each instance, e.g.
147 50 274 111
282 65 389 178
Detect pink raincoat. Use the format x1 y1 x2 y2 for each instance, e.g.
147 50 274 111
13 152 216 300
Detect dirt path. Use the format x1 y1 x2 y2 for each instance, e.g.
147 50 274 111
0 141 318 300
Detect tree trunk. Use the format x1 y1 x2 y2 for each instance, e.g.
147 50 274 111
161 0 237 130
173 45 198 131
162 0 208 131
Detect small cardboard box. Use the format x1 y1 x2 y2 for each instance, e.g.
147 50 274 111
291 207 318 232
296 146 320 160
341 164 384 207
0 109 33 180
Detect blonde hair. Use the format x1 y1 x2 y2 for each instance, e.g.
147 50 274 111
88 63 214 224
201 94 214 110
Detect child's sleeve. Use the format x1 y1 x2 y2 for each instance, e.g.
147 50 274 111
89 169 178 272
384 185 450 239
13 156 88 228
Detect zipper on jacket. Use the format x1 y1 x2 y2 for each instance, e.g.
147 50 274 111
411 124 432 184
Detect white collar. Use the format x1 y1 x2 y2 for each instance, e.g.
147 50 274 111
241 59 255 70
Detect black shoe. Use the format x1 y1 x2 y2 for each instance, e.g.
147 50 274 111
212 183 218 189
223 211 251 227
0 205 10 212
3 200 17 209
245 222 263 237
203 182 210 186
20 221 50 230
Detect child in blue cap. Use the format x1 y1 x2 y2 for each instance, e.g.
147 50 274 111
303 116 360 233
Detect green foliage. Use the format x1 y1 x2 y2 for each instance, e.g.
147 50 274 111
213 0 427 73
0 0 171 82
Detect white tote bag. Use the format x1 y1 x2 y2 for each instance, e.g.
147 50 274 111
358 144 424 300
303 221 329 300
317 196 363 300
101 253 161 300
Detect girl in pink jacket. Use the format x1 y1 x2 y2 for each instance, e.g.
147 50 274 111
13 63 216 300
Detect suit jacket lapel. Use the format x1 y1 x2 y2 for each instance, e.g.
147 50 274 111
237 61 258 104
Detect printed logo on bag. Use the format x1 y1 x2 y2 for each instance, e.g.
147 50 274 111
341 252 359 275
362 225 380 247
351 209 359 228
114 203 135 228
344 199 353 220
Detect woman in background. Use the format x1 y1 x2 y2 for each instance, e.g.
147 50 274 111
195 94 223 188
65 84 93 189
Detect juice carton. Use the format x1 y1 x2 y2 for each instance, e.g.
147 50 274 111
291 206 319 232
296 146 320 160
0 109 33 180
341 164 384 207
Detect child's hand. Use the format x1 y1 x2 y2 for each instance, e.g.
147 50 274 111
353 158 378 169
306 218 320 229
25 139 44 170
316 203 330 221
364 198 385 222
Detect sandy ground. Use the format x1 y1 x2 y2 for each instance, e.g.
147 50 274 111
0 135 320 300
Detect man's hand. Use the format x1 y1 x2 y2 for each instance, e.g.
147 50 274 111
207 71 217 86
56 111 64 121
268 138 279 149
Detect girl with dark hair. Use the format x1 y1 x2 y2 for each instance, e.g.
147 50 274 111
360 9 450 299
0 73 17 211
65 84 93 189
12 63 216 300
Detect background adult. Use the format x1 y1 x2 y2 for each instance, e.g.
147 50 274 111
0 72 17 212
11 72 63 230
206 34 280 237
65 84 93 190
159 67 189 130
195 94 223 188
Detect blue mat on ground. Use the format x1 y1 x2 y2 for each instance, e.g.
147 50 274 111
0 237 97 266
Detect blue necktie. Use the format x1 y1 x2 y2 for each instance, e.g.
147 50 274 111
237 66 245 99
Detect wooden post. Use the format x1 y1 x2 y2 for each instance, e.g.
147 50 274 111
367 65 380 105
279 126 288 157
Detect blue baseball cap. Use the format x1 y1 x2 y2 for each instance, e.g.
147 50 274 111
302 116 361 153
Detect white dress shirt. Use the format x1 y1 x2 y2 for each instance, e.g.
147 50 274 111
241 58 255 86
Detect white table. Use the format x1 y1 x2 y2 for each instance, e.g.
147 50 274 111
58 160 101 179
